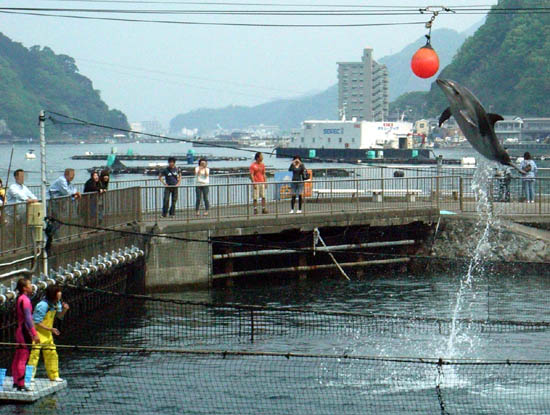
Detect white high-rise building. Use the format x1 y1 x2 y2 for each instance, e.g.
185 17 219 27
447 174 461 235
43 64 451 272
337 48 389 122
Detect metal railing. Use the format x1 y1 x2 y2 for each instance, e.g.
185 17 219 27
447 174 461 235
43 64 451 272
5 174 550 256
0 188 141 256
140 176 456 222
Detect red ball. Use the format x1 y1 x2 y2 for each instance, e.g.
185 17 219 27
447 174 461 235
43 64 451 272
411 45 440 79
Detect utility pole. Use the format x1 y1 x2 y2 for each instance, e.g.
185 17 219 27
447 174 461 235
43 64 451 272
39 110 48 276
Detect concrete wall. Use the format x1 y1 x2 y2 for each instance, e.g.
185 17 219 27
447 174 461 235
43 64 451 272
146 230 211 292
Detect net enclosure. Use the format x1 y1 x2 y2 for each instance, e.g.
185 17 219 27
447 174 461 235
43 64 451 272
0 285 549 414
0 345 549 415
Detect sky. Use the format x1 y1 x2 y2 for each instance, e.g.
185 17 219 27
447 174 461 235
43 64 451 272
0 1 497 126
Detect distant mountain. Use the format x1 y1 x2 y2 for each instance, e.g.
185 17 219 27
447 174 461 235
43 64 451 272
425 0 550 117
0 32 128 138
380 25 482 101
170 85 337 134
170 21 482 134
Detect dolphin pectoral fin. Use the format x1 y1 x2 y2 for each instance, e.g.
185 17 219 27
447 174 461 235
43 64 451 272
459 110 478 128
438 107 452 127
487 113 504 127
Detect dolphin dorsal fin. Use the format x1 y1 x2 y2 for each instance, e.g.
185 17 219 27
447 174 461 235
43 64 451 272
487 113 504 127
438 107 452 127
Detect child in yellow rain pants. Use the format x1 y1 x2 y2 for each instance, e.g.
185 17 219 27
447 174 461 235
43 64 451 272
28 285 69 382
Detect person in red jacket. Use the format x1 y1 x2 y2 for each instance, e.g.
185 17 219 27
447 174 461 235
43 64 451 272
11 278 39 391
249 152 268 214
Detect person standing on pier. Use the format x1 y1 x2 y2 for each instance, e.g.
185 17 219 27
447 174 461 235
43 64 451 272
250 152 268 214
6 169 38 204
99 170 110 191
288 156 308 214
11 278 39 391
159 157 181 217
49 169 81 200
28 285 69 383
520 152 537 203
195 158 210 216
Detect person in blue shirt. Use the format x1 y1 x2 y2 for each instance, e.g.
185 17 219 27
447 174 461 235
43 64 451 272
28 285 69 382
49 169 81 200
7 169 38 204
158 157 181 217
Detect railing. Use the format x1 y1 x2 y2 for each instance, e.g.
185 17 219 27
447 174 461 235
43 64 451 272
0 187 141 256
140 176 456 222
6 174 550 256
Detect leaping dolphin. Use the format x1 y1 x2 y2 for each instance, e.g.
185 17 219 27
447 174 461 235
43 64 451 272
436 79 522 172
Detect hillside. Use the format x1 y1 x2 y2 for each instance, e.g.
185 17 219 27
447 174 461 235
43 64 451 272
170 85 337 134
170 24 480 134
380 27 477 101
0 33 128 138
425 0 550 117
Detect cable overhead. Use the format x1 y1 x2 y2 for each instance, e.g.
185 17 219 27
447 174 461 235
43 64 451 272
0 10 429 27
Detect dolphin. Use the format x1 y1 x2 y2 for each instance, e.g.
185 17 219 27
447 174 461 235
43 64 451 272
436 79 522 172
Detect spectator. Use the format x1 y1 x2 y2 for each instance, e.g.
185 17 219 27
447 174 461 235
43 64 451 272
99 170 110 191
288 156 308 214
83 171 105 223
84 171 105 194
520 152 537 203
11 278 39 391
0 178 5 206
195 158 210 216
49 168 81 199
159 157 181 217
250 152 268 214
6 169 38 204
28 284 69 383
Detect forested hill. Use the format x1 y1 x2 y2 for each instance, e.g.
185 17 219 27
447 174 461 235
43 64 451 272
425 0 550 116
0 33 128 139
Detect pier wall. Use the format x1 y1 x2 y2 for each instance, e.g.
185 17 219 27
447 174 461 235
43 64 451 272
143 208 439 291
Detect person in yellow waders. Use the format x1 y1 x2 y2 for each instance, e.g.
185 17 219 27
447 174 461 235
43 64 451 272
28 285 69 382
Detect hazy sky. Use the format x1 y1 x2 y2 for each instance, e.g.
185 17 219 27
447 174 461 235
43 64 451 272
0 1 497 125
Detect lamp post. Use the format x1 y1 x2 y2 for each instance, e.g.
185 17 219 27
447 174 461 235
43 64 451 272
39 110 48 276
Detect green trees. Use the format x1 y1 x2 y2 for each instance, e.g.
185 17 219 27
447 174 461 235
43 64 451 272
0 33 129 139
425 0 550 117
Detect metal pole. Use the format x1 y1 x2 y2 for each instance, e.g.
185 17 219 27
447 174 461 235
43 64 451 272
39 110 48 276
212 240 416 260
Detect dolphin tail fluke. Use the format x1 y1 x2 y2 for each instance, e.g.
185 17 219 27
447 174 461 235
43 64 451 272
438 107 452 127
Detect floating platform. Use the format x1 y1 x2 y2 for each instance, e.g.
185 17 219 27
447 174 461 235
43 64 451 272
72 154 248 162
0 376 67 402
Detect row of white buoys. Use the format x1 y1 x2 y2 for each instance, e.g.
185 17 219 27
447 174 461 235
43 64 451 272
0 246 144 303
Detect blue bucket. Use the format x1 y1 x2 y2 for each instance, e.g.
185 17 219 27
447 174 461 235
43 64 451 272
24 365 34 387
0 368 6 391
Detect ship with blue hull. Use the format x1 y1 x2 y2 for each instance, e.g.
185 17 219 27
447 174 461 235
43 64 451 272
276 119 462 165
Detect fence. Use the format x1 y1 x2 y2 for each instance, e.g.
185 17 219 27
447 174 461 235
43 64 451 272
28 286 547 349
0 187 141 256
0 345 549 415
8 174 550 254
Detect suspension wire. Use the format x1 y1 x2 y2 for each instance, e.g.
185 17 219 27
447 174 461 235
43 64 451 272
57 284 550 329
0 10 429 27
1 341 548 364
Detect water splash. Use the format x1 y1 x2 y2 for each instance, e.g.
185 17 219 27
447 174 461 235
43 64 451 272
445 160 499 358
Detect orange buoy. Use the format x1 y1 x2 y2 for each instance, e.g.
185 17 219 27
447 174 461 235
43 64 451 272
411 43 440 79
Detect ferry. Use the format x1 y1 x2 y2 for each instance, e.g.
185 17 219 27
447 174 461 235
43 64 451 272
276 119 460 165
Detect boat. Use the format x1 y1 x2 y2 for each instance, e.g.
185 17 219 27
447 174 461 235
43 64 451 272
275 119 456 164
25 150 36 160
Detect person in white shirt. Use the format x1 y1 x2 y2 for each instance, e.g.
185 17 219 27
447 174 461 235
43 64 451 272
7 169 38 204
194 158 210 216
